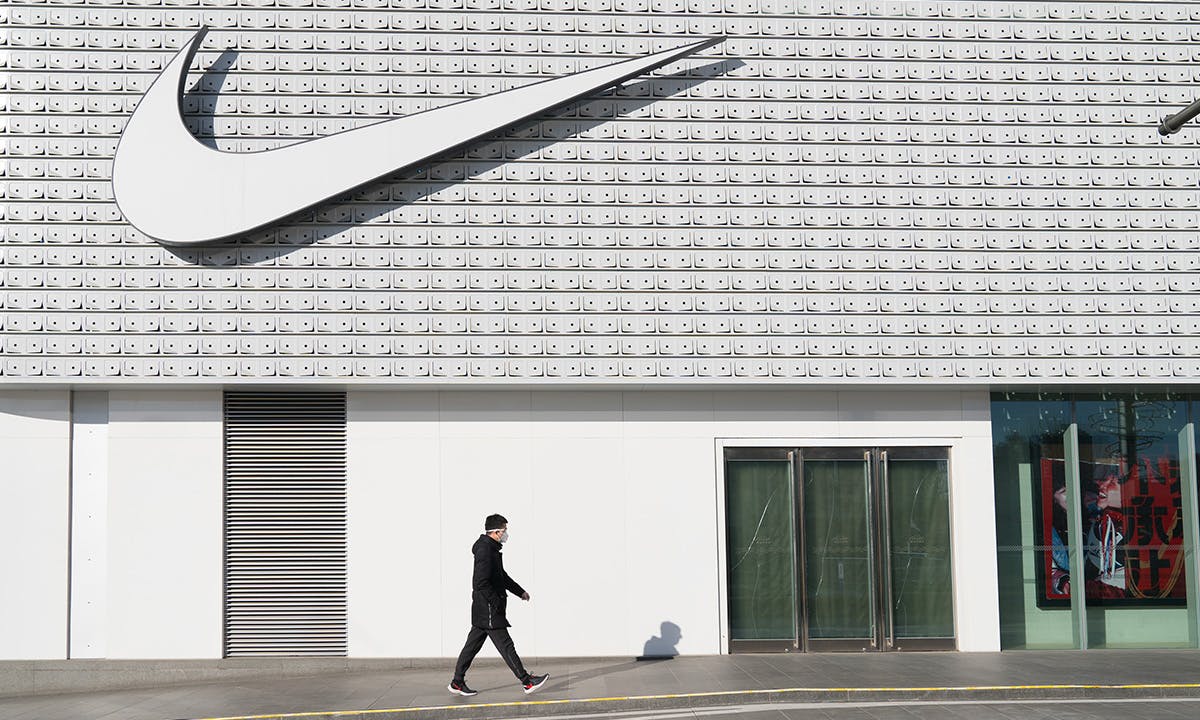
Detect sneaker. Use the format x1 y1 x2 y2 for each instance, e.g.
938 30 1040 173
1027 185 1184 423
523 673 549 694
448 679 478 696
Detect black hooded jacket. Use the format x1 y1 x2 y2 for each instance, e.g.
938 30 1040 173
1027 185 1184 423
470 534 526 629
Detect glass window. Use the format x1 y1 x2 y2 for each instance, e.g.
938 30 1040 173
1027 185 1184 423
991 392 1074 649
992 391 1195 649
1075 393 1189 648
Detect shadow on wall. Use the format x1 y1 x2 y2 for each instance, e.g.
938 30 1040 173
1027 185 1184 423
184 49 238 149
164 56 741 262
640 621 682 659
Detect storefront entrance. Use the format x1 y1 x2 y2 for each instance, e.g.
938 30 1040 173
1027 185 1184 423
725 447 955 652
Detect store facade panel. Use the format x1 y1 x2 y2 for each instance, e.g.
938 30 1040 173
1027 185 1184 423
69 391 110 658
104 391 224 658
3 1 1200 383
0 391 71 660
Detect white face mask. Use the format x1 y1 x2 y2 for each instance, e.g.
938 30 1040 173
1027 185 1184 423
499 529 509 544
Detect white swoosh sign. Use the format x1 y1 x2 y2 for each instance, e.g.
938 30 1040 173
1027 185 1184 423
112 29 722 246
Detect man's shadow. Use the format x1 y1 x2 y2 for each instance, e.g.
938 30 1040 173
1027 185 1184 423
165 54 741 264
640 620 682 659
477 621 682 692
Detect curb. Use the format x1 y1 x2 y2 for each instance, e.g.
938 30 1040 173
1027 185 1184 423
195 683 1200 720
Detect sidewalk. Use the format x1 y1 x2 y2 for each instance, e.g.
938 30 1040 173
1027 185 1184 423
3 651 1200 720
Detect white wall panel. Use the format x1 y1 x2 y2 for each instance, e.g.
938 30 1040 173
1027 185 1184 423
621 392 721 654
949 433 1001 652
105 391 223 658
529 436 629 655
714 391 840 430
347 391 442 657
623 436 722 656
438 433 536 656
0 391 70 660
69 392 110 658
4 1 1200 383
837 390 977 438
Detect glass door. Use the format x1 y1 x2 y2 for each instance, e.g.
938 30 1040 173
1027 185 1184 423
726 446 955 652
800 448 877 650
881 448 955 650
725 448 800 652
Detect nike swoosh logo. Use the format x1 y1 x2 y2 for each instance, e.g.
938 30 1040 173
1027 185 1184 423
112 29 722 246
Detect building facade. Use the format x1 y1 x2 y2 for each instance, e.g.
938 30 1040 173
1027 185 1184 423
3 0 1200 660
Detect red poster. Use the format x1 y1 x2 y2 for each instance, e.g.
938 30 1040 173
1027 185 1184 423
1036 455 1185 607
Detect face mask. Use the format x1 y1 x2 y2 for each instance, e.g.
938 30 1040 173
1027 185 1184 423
499 530 509 544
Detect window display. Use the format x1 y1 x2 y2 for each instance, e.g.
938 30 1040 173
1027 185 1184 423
993 391 1196 649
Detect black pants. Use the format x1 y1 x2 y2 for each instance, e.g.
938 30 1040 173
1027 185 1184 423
453 626 528 683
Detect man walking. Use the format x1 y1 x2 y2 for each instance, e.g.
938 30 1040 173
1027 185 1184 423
448 514 549 697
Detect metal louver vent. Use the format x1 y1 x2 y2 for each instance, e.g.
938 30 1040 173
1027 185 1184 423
224 392 347 657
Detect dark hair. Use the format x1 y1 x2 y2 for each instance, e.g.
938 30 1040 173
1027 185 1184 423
485 514 508 531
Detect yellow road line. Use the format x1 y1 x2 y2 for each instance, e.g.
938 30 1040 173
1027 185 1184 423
197 683 1200 720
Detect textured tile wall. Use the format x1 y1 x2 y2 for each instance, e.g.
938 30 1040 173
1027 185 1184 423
4 0 1200 382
